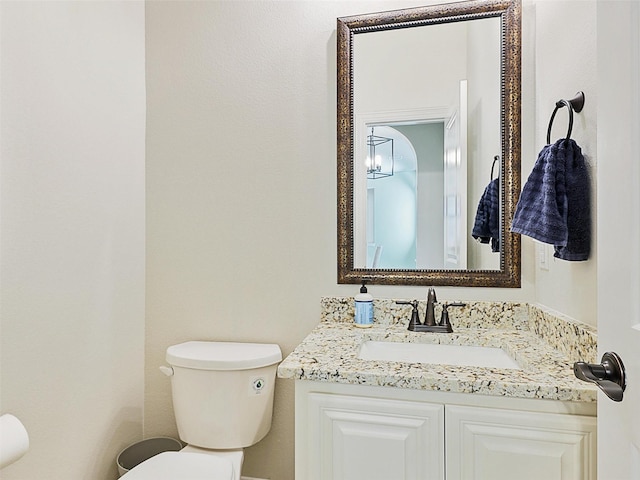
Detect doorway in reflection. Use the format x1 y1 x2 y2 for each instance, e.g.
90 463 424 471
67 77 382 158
366 123 447 270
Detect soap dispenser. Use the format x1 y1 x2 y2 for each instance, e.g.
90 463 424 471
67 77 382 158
354 281 374 328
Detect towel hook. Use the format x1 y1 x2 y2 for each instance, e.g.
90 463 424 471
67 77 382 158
546 91 585 144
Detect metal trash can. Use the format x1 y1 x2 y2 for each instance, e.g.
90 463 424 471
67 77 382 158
116 437 183 477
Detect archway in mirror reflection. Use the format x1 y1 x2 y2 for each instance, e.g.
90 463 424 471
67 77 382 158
365 123 447 270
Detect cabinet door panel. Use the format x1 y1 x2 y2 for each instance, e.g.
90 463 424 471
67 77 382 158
446 405 597 480
306 393 444 480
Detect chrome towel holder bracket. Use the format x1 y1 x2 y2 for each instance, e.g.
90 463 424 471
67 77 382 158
546 91 585 144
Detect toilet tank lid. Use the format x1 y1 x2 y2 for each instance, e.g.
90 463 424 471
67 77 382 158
166 341 282 371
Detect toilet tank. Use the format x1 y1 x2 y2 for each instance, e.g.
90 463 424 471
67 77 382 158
165 341 282 449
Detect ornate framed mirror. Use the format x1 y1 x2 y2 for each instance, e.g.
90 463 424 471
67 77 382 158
337 0 521 287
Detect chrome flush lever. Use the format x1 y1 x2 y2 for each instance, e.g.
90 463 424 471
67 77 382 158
573 351 626 402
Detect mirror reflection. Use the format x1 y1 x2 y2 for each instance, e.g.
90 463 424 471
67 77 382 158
353 18 502 271
337 0 522 287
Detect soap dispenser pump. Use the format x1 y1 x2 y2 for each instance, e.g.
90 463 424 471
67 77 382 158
354 281 374 328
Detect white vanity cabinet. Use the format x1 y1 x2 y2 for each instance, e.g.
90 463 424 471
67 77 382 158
446 405 596 480
302 389 445 479
295 381 596 480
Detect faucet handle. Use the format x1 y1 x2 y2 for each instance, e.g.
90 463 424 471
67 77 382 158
396 300 421 329
439 303 466 330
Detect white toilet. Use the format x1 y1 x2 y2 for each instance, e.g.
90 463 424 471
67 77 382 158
122 341 282 480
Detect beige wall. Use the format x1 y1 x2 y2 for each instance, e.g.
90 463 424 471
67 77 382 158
0 1 600 479
0 2 146 479
529 0 598 326
145 1 597 479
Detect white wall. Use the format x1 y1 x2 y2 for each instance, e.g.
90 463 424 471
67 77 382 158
0 2 146 479
466 17 501 270
354 22 466 114
528 0 598 326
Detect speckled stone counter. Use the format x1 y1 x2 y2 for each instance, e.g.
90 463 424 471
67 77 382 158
277 298 598 403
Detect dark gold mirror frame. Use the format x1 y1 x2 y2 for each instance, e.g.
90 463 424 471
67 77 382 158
337 0 521 287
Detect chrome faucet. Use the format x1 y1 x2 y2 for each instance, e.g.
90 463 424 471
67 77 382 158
396 287 466 333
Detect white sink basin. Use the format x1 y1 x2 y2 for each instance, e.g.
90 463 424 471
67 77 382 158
358 341 521 369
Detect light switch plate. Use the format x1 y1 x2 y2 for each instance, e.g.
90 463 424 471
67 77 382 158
537 242 549 271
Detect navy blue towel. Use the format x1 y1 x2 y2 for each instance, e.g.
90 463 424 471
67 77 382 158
511 138 590 261
472 178 500 252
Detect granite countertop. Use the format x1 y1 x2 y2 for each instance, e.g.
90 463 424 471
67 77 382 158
277 298 598 403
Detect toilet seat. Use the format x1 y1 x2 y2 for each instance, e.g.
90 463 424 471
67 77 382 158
121 451 234 480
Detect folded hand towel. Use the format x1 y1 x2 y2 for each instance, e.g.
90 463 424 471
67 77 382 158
511 138 590 261
472 178 500 252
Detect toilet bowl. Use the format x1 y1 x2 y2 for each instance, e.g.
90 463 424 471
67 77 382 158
121 341 282 480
